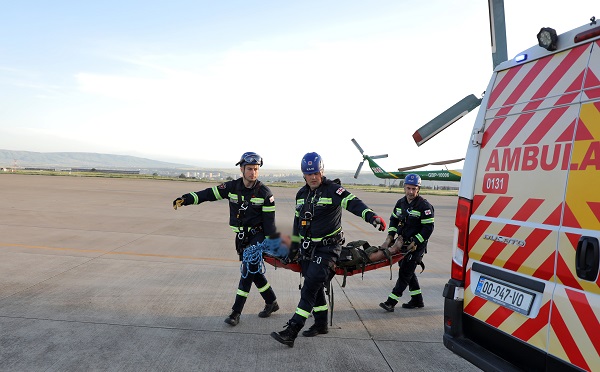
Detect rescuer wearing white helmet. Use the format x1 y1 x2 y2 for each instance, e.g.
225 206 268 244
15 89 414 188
379 173 435 311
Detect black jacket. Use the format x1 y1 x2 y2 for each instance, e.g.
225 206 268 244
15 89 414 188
181 178 276 236
292 177 377 256
387 195 434 247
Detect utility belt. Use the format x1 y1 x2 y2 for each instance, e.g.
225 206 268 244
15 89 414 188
235 225 263 242
300 231 344 258
235 226 264 258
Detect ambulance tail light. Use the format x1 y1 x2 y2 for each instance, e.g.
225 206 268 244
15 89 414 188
451 197 472 281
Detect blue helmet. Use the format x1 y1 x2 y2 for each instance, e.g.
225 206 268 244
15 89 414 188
404 173 421 186
236 151 263 167
301 152 324 174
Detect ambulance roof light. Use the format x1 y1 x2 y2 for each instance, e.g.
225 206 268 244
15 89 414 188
537 27 558 51
515 54 528 63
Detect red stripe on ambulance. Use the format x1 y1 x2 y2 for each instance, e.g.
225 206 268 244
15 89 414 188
550 303 590 370
532 251 556 281
527 45 589 102
496 112 535 147
512 301 552 341
503 228 552 272
523 107 569 145
486 306 512 328
487 64 524 109
566 289 600 355
556 254 584 291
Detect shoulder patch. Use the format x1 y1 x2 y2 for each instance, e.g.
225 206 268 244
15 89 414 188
218 183 226 189
269 195 275 203
335 187 346 195
424 209 432 215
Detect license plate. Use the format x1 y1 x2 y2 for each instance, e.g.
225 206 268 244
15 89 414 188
475 276 535 315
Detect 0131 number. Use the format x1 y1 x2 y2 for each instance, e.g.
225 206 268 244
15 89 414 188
482 173 509 194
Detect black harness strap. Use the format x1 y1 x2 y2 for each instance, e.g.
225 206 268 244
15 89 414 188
235 180 263 256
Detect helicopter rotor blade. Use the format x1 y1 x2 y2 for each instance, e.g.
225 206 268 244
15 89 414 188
412 94 482 146
397 157 465 172
351 138 364 155
354 161 365 179
411 2 506 147
370 154 388 160
429 157 465 166
489 0 508 69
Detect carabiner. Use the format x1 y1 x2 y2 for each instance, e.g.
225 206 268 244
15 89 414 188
302 240 311 250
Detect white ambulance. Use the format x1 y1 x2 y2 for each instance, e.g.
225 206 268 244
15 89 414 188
442 20 600 371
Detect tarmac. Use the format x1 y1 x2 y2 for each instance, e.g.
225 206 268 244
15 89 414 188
0 174 481 371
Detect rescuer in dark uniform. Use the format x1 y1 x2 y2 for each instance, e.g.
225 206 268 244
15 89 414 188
379 173 434 311
173 152 279 326
270 152 386 347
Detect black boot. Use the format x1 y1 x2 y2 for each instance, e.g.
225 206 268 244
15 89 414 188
270 321 301 347
258 301 279 318
379 302 395 312
402 295 424 309
302 323 328 337
224 311 240 326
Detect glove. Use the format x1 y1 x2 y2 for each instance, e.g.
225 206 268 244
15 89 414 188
173 193 193 210
381 235 394 248
173 198 184 210
371 215 387 231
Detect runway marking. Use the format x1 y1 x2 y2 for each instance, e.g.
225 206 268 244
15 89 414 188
0 242 238 263
344 219 374 232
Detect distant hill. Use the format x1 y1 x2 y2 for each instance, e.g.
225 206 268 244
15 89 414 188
0 149 193 169
0 149 459 188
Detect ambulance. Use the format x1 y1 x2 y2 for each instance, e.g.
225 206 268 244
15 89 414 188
442 20 600 371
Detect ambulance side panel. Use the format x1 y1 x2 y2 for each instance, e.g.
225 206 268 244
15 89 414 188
445 38 600 371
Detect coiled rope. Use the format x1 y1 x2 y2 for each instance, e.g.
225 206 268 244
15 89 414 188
241 241 267 278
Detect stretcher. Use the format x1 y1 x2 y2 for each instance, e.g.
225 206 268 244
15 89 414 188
263 251 405 277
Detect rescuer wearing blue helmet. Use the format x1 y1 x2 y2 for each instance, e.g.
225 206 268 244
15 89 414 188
173 152 279 326
379 172 435 312
271 152 387 347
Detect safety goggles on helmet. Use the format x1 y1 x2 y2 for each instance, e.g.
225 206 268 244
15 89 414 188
236 152 263 167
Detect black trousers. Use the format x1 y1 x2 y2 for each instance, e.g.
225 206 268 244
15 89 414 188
291 247 336 328
231 233 276 313
388 245 426 304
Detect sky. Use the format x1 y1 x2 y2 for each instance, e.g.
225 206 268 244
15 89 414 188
1 1 598 174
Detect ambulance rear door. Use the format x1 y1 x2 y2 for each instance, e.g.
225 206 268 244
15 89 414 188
548 39 600 371
464 40 595 370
